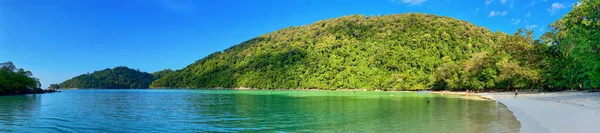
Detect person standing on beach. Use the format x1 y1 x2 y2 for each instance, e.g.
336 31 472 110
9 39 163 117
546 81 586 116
514 89 518 98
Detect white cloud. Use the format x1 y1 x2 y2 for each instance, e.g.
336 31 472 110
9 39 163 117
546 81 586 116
568 2 582 7
485 0 493 6
511 19 521 25
474 7 480 13
489 11 507 17
548 3 566 14
489 11 497 17
526 12 531 18
501 0 507 4
531 0 536 6
526 24 538 30
390 0 428 5
509 0 514 8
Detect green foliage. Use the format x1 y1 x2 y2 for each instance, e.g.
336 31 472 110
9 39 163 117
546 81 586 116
151 14 542 90
0 62 42 95
537 0 600 91
58 66 154 89
152 69 174 80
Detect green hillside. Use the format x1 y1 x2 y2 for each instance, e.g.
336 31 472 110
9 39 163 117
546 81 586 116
152 69 175 80
150 13 541 91
58 66 154 89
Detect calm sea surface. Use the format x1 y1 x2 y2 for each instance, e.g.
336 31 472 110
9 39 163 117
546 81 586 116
0 90 519 132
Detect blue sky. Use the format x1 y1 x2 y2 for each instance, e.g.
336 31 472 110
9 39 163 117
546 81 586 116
0 0 578 88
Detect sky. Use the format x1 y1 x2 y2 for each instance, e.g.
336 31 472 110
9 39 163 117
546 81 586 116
0 0 578 88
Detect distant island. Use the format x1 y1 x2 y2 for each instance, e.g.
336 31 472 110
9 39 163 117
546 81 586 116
56 66 172 89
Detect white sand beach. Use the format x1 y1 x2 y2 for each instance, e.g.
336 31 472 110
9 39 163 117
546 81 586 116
479 92 600 133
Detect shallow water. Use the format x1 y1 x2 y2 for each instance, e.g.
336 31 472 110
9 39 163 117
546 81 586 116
0 90 519 132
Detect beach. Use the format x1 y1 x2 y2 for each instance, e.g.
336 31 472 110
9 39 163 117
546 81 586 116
479 92 600 133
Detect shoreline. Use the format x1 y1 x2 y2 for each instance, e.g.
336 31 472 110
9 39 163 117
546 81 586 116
0 89 60 96
478 92 600 133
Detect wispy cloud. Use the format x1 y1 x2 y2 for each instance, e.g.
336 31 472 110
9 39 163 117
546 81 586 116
485 0 494 6
569 1 582 7
526 24 538 30
489 11 507 17
526 12 531 18
511 19 521 25
509 0 514 8
474 7 480 13
485 0 493 6
548 3 566 14
500 0 507 4
389 0 428 5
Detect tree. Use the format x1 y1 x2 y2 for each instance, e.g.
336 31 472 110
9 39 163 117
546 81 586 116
537 0 600 90
0 62 42 95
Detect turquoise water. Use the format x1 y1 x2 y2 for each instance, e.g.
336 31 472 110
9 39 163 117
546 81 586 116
0 90 519 132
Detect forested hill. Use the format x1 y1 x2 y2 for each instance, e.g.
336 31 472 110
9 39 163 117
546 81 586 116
58 66 154 89
151 69 174 80
150 13 543 91
0 62 44 95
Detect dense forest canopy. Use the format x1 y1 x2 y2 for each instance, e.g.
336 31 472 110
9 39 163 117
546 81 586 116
58 66 155 89
0 62 43 95
152 69 175 80
150 13 544 91
537 0 599 90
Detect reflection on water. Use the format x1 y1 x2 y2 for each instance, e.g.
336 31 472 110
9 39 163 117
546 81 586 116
0 95 41 132
0 90 519 132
